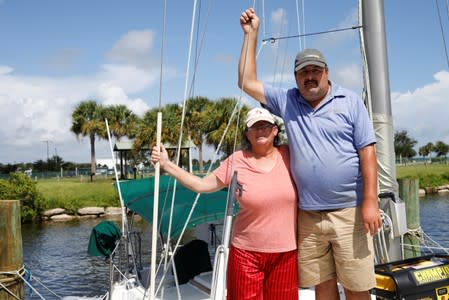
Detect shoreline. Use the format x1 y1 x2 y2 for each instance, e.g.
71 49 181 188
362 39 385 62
42 206 123 221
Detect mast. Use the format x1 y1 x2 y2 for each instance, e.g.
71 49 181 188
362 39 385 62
361 0 407 262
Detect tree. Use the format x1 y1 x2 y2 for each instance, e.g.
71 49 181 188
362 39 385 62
131 107 160 165
418 142 434 158
185 96 213 172
204 98 250 157
131 105 182 166
394 130 417 163
433 140 449 159
71 100 106 180
103 104 138 141
103 104 139 178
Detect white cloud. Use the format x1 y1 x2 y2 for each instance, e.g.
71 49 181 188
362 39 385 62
270 8 288 36
96 83 150 117
0 30 166 164
106 29 157 69
0 65 13 75
392 70 449 148
332 63 363 93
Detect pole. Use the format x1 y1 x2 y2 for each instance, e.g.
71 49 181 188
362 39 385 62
399 178 421 258
362 0 404 262
0 200 24 300
149 112 162 300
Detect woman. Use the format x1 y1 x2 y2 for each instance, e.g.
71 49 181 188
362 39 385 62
151 107 298 299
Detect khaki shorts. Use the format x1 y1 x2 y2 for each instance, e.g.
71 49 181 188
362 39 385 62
297 207 376 291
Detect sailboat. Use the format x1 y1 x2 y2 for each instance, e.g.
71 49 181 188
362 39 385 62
79 0 449 300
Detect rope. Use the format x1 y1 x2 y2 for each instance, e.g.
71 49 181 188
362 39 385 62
16 270 55 299
0 267 24 300
0 266 53 300
0 281 20 300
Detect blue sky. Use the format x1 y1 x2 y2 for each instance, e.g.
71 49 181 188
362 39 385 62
0 0 448 164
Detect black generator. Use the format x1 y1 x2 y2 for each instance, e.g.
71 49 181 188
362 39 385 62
371 254 449 300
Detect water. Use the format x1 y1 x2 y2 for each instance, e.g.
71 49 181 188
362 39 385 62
21 218 151 299
22 219 112 299
20 194 449 299
419 193 449 248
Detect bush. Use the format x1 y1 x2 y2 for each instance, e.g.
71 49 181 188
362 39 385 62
0 173 44 221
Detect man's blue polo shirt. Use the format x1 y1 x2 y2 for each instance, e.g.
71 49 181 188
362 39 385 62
264 81 376 210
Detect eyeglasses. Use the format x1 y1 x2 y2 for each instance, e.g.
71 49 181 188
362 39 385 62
247 124 275 132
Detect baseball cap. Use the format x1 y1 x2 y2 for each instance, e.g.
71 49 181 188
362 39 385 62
294 48 327 72
245 107 275 128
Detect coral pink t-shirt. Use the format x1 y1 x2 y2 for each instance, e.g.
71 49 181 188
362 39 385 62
213 145 297 253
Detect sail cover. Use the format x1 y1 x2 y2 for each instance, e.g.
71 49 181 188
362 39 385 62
116 176 232 238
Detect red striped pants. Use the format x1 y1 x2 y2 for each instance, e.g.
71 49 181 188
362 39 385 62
226 245 298 300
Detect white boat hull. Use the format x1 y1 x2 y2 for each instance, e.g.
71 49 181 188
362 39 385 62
107 272 375 300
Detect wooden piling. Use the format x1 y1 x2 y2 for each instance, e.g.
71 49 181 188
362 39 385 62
398 178 421 259
0 200 24 300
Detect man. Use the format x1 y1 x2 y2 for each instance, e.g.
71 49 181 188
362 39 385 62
238 7 381 300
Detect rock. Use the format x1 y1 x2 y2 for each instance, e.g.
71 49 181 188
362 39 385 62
78 207 105 216
437 189 449 195
418 189 426 197
105 207 122 215
43 208 66 217
50 214 76 221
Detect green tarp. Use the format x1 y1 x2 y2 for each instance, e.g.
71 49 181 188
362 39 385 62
87 220 121 257
116 176 233 239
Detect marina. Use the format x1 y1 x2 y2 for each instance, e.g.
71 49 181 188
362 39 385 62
2 0 449 299
15 193 449 299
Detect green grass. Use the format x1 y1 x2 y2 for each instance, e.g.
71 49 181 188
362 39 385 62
34 163 449 212
36 177 120 213
396 163 449 188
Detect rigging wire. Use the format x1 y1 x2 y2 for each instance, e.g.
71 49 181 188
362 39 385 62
188 0 214 98
447 0 449 21
301 0 306 48
158 0 168 109
148 1 168 299
357 0 373 120
262 25 362 44
295 0 303 50
159 1 200 298
435 0 449 68
188 0 214 99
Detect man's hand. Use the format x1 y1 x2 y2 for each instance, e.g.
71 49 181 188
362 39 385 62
361 200 382 236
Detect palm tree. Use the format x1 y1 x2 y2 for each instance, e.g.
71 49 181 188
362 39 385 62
131 108 159 163
419 142 434 164
103 104 139 179
433 141 449 161
204 98 249 157
131 105 183 163
185 96 213 172
104 105 138 141
71 100 106 181
394 130 417 164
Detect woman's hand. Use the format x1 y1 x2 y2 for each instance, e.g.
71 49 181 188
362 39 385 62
151 144 169 168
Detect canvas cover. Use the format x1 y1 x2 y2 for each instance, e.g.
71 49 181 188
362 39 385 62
87 220 121 257
116 176 233 239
